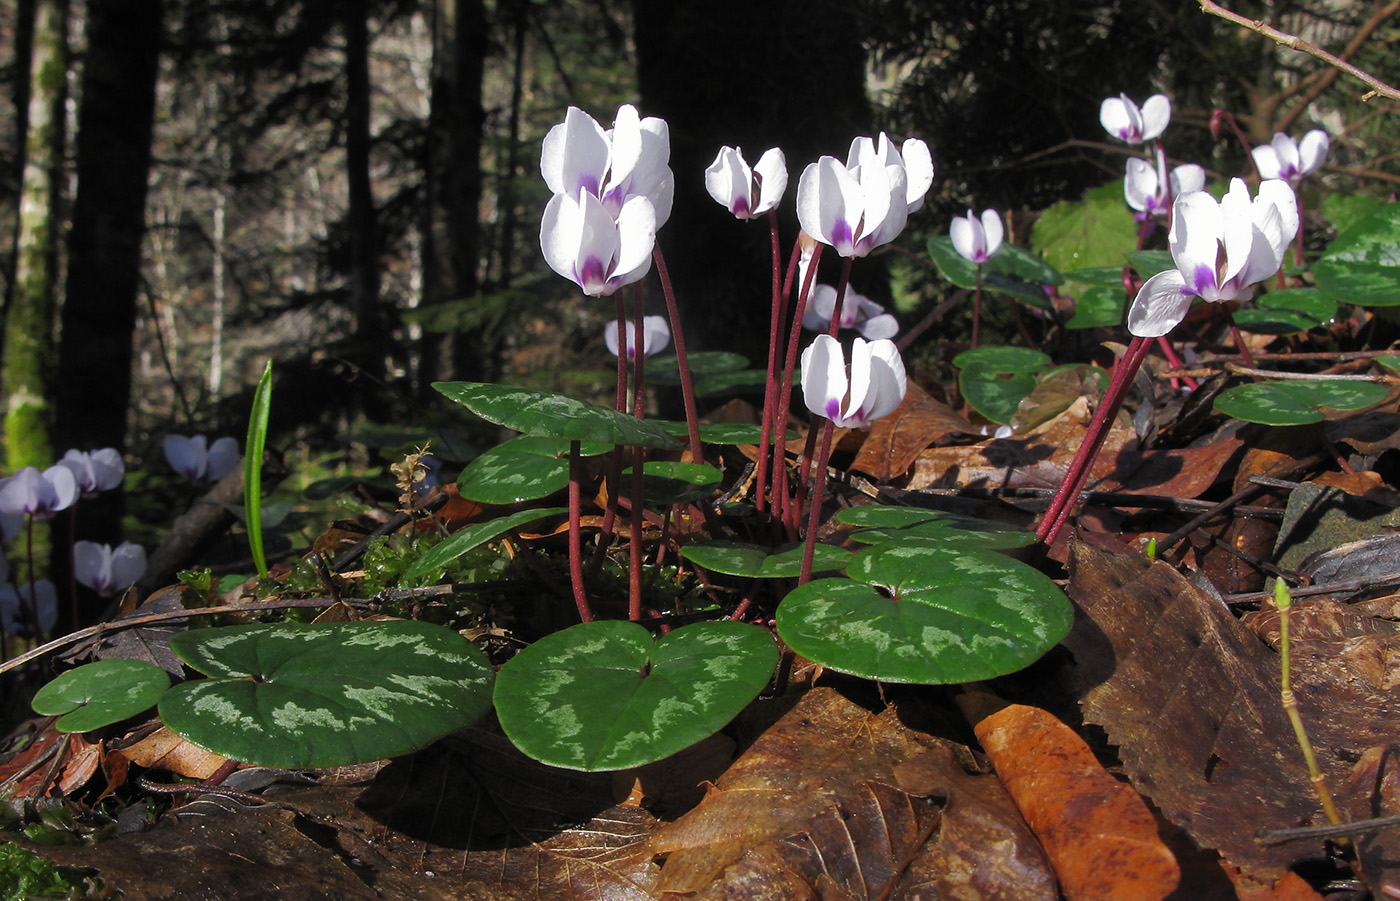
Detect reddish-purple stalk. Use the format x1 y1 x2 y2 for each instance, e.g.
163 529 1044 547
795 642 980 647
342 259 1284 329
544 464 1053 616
769 243 825 529
628 289 648 622
1036 335 1152 547
795 257 854 579
651 246 703 465
24 517 42 636
588 298 631 576
1213 110 1262 180
972 264 984 348
754 213 796 513
567 440 594 623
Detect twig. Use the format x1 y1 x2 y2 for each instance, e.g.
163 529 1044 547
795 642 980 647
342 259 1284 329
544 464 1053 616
1158 453 1326 552
1198 0 1400 102
1223 362 1392 382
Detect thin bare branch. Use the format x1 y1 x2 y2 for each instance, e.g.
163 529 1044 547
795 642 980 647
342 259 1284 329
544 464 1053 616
1199 0 1400 103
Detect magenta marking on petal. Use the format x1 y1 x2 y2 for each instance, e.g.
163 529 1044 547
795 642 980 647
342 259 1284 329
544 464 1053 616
1190 264 1216 296
731 196 750 218
829 219 854 253
575 256 608 294
577 174 600 196
825 398 842 421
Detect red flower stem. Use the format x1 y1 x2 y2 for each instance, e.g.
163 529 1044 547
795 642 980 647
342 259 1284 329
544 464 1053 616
791 422 820 535
651 246 702 465
755 214 793 513
629 446 645 622
799 418 837 585
972 264 984 348
567 441 594 623
771 244 824 525
825 257 854 339
614 294 629 411
1294 186 1306 269
1037 335 1151 547
1216 109 1262 179
1229 312 1256 368
628 288 649 621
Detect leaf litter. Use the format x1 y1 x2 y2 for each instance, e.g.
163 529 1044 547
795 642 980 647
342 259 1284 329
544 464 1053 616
9 348 1400 899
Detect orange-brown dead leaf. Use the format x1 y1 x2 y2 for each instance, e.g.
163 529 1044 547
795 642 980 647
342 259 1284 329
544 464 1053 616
851 381 979 481
970 700 1180 901
110 724 229 779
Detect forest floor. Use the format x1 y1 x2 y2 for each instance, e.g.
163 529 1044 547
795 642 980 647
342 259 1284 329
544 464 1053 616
4 320 1400 900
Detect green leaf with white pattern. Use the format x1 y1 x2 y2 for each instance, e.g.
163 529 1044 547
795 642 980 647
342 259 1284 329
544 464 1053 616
1214 379 1391 425
159 621 495 768
1234 289 1337 335
653 420 798 445
681 541 854 577
622 461 724 505
1314 203 1400 307
837 506 1036 550
493 620 778 771
776 543 1072 684
434 381 681 449
457 435 609 504
403 506 567 580
31 660 170 733
648 351 749 385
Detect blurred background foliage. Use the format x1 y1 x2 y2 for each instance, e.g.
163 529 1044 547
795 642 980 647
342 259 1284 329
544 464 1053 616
0 0 1395 543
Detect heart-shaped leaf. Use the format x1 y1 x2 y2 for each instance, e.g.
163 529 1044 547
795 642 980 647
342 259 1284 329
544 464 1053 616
954 343 1053 426
953 346 1052 373
1234 289 1337 335
1214 379 1391 426
32 660 170 733
776 544 1072 684
457 436 609 504
493 619 778 771
622 461 724 505
1066 285 1127 330
403 506 567 580
927 239 1058 309
695 369 768 396
1031 181 1138 273
681 541 854 577
160 621 495 768
1314 203 1400 307
648 351 749 385
836 506 1037 550
653 420 798 445
434 381 681 449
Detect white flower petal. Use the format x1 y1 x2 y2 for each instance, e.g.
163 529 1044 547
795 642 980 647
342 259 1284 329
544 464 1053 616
843 338 875 425
1251 144 1283 180
1271 132 1300 179
110 543 147 593
752 147 788 215
1298 129 1329 176
611 196 658 285
1124 157 1158 212
1218 179 1257 290
1256 178 1300 257
901 138 934 211
164 434 200 481
1100 95 1137 141
800 334 848 422
1139 94 1172 141
980 209 1004 258
541 107 609 197
797 158 860 254
858 313 900 341
1127 269 1194 337
1170 191 1225 299
950 212 981 261
1170 164 1206 196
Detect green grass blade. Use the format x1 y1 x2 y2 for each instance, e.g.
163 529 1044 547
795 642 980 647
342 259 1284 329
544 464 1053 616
246 360 273 579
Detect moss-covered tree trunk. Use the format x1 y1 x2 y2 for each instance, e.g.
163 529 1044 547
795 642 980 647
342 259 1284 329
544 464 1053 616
2 0 68 472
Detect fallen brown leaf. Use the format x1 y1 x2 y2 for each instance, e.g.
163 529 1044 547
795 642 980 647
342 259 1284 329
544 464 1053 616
969 699 1180 901
851 381 979 480
648 686 1056 900
109 724 229 780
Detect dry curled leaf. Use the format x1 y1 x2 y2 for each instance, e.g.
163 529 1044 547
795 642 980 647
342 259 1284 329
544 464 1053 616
969 699 1180 901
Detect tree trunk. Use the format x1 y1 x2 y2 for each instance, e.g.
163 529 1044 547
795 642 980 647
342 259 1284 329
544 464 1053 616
632 0 872 368
420 0 487 388
344 0 382 391
2 0 68 472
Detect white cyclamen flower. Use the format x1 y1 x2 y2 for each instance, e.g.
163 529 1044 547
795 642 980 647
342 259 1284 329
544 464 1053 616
802 284 899 340
800 334 907 429
164 434 240 484
705 146 788 219
540 104 674 226
604 315 671 359
540 188 656 297
1127 178 1299 338
58 447 125 496
797 133 934 258
1101 93 1171 144
0 466 79 518
1252 130 1329 184
1124 147 1207 222
74 541 148 597
949 209 1005 263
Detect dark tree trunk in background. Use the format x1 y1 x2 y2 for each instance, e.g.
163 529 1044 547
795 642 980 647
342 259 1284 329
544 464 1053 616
421 0 486 390
52 0 163 627
344 0 383 393
632 0 872 369
55 0 163 461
